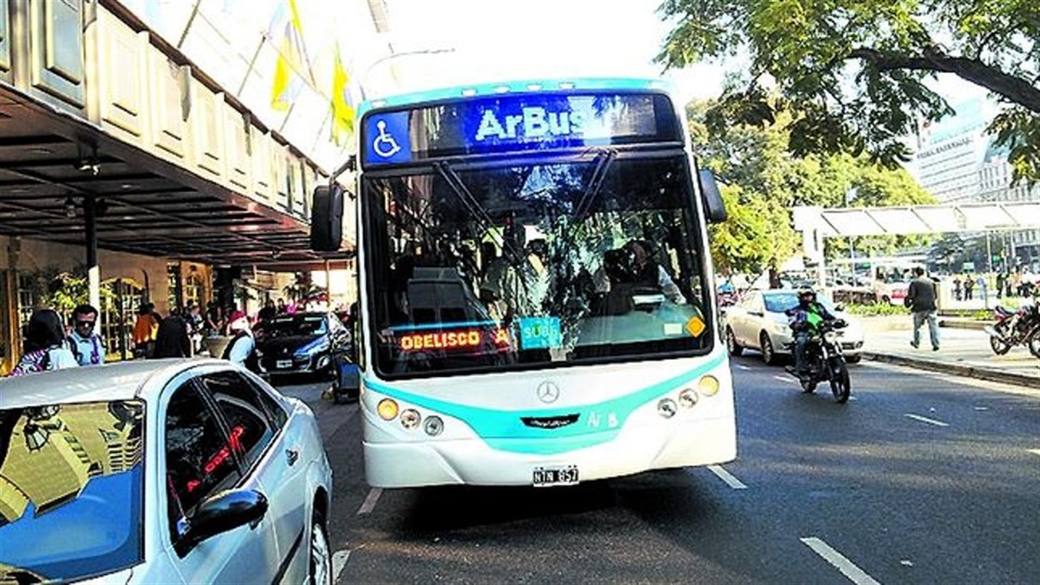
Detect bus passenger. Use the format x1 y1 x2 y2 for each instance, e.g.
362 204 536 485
626 240 686 304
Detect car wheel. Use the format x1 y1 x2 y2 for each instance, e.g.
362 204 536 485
309 512 332 585
760 332 777 366
846 354 862 364
726 327 744 356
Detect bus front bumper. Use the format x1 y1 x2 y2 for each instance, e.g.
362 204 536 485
361 414 736 488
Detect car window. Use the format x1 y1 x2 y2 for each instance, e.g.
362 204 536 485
198 371 277 469
244 374 290 429
165 383 241 534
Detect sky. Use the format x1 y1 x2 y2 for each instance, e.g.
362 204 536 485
369 0 725 105
371 0 987 113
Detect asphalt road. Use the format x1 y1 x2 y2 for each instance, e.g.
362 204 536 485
272 355 1040 585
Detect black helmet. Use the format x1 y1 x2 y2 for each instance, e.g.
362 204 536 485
798 288 816 303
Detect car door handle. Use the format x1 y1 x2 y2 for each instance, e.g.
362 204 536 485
285 448 300 466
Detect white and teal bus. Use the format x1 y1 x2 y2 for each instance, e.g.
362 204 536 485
313 78 735 488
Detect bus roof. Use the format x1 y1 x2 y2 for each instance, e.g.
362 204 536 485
359 77 675 116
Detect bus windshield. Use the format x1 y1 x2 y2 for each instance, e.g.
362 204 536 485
363 154 712 377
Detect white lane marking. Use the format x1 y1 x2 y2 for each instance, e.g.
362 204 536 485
1028 449 1040 457
706 465 748 489
332 550 351 584
973 406 989 411
800 537 882 585
773 375 799 385
356 488 383 515
735 364 752 371
904 413 949 427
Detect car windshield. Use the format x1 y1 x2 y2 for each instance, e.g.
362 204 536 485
363 155 711 377
764 293 837 314
0 400 145 583
262 315 328 337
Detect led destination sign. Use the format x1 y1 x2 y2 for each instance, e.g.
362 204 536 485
362 92 680 167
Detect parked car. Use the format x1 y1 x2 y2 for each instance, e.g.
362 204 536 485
723 289 865 365
0 359 334 585
256 312 359 400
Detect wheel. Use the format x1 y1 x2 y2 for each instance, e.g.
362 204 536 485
846 354 862 364
1028 332 1040 359
760 332 777 366
309 512 332 585
829 359 851 404
726 327 744 356
989 334 1012 356
881 295 891 305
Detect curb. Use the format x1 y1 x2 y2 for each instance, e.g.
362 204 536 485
938 320 988 331
862 351 1039 388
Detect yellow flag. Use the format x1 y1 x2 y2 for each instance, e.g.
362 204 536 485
271 0 306 111
330 46 355 144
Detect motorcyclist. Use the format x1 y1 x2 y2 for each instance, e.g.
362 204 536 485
788 288 838 378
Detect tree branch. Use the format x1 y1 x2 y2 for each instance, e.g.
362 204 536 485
848 47 1040 113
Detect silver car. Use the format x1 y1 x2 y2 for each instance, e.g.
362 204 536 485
723 290 865 365
0 359 334 584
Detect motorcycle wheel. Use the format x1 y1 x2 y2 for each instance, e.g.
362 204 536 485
989 335 1013 356
1028 332 1040 359
829 359 851 404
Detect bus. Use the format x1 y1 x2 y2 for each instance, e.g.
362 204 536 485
312 78 735 488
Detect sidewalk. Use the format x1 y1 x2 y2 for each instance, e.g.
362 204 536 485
860 323 1040 387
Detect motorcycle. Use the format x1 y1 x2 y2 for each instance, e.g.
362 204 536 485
985 302 1040 358
785 320 852 403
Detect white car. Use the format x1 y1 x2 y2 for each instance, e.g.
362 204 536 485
0 359 333 584
723 290 865 365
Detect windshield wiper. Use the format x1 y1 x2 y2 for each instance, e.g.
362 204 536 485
433 161 526 267
572 148 617 220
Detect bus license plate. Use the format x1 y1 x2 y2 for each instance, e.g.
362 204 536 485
276 359 292 369
532 465 579 487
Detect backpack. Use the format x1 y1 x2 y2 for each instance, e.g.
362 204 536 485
9 348 52 377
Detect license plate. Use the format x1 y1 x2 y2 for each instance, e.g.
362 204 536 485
276 359 292 369
532 465 579 487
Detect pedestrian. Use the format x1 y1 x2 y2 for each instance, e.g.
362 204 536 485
67 303 106 366
8 309 78 376
963 276 975 301
953 276 962 301
257 298 278 322
185 302 204 353
996 272 1006 299
222 310 259 372
132 303 160 358
154 307 192 358
907 267 940 351
276 298 287 314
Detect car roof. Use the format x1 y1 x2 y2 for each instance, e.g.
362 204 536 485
0 359 229 409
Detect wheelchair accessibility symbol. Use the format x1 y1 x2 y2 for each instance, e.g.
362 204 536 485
372 120 401 158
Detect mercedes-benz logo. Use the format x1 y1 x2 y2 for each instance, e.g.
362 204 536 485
536 381 560 404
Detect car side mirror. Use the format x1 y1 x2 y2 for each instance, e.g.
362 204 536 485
311 184 345 252
698 169 727 223
175 489 268 556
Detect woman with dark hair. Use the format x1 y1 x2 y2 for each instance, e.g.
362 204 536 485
8 309 78 376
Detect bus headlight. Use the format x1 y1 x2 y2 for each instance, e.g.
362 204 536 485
679 388 699 408
423 415 444 436
698 375 720 397
657 398 677 418
377 399 399 421
400 409 421 430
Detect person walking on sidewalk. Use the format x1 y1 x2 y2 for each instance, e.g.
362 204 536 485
907 267 940 351
67 304 105 366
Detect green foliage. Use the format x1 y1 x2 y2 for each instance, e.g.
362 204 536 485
23 266 114 318
690 98 935 274
659 0 1040 183
844 302 907 317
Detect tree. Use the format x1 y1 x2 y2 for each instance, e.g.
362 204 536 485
689 99 935 276
659 0 1040 182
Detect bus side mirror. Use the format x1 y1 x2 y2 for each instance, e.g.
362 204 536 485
311 184 344 252
698 170 727 223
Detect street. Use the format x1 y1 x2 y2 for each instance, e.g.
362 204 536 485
274 358 1040 585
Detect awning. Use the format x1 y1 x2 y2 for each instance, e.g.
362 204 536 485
0 85 348 268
